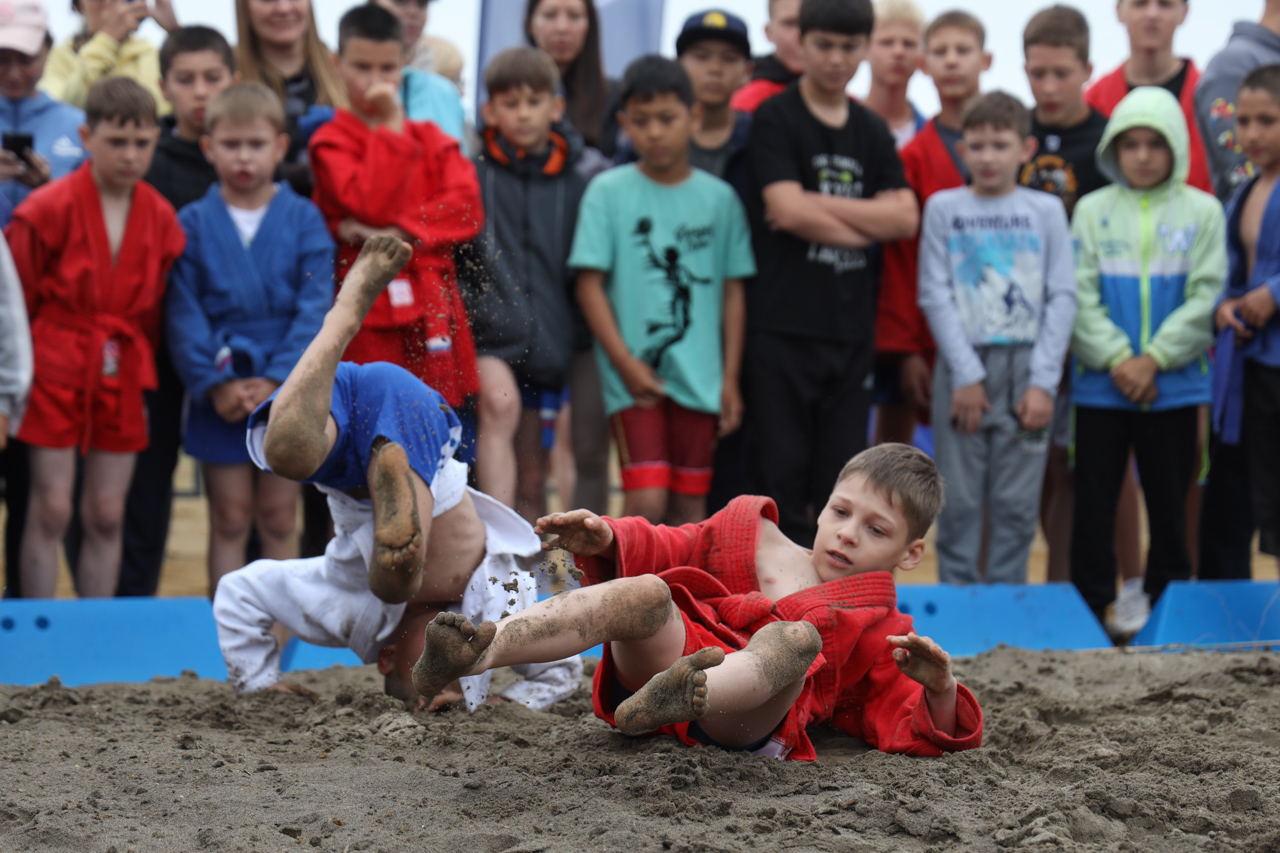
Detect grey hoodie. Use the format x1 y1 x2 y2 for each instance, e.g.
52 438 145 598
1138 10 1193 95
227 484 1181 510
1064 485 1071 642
1195 21 1280 202
0 233 32 430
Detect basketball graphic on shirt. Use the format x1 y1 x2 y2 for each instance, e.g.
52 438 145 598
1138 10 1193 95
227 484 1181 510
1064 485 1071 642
633 217 713 372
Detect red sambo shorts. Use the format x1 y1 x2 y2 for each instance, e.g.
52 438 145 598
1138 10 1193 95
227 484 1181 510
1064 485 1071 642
611 399 716 496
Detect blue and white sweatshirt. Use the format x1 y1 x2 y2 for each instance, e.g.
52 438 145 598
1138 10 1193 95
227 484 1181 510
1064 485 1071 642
0 92 85 210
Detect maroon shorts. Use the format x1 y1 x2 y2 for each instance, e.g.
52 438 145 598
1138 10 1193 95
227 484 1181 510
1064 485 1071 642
611 400 716 496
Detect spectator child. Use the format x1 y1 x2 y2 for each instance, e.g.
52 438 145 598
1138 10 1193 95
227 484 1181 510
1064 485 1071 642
1214 65 1280 565
1084 0 1212 193
369 0 466 146
731 0 803 113
309 4 483 410
1070 87 1225 624
40 0 175 114
467 47 588 522
0 232 30 445
864 0 926 150
7 77 185 599
674 9 752 188
166 82 334 593
418 443 983 761
0 0 87 215
1196 0 1280 203
746 0 917 545
874 10 989 448
570 55 754 526
917 92 1077 584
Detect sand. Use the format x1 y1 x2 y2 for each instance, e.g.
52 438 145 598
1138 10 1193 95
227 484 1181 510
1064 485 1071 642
2 646 1279 853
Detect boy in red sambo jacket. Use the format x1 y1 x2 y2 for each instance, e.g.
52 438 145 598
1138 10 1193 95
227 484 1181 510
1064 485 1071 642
413 443 982 761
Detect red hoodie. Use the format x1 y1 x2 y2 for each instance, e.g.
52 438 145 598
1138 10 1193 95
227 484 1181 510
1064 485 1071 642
576 496 984 762
875 119 965 361
1084 60 1213 194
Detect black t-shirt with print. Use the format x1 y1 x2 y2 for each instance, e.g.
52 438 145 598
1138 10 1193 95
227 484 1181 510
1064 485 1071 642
747 83 907 342
1022 109 1111 219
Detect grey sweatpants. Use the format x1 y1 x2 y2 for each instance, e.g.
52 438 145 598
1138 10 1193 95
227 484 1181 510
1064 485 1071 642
931 346 1048 584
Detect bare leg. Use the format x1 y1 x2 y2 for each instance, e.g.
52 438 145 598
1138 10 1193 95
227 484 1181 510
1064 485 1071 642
366 441 430 604
550 403 576 511
205 462 255 594
262 236 413 481
254 469 300 560
475 357 520 508
624 488 667 524
667 493 706 526
21 446 77 598
1041 446 1073 583
76 449 137 597
617 620 821 745
514 409 548 524
412 574 679 700
874 402 917 446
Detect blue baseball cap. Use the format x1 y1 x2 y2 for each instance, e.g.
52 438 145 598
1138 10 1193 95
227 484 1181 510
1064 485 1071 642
675 9 751 58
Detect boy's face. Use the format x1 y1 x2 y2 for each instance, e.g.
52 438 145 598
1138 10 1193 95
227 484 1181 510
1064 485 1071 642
1116 0 1187 54
618 92 693 173
79 118 159 193
765 0 804 74
201 116 288 198
923 26 990 103
959 124 1036 195
799 30 868 96
868 20 922 89
375 0 427 46
0 45 49 101
1234 87 1280 174
336 36 404 116
1116 126 1173 189
1024 45 1091 126
679 40 750 111
160 49 234 138
811 474 924 582
480 84 563 152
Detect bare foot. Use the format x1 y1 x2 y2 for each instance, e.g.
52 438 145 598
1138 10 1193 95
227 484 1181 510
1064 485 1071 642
368 441 424 604
614 646 725 736
334 234 413 324
412 612 497 700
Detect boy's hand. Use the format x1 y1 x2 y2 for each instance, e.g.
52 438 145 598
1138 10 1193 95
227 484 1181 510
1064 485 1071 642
15 150 50 188
1239 286 1278 329
1111 355 1158 404
150 0 180 33
618 356 666 408
900 353 932 409
267 681 321 703
950 382 989 435
718 381 743 437
210 380 254 422
1016 386 1054 432
363 82 404 132
242 378 280 409
1216 298 1251 339
534 509 615 558
887 632 956 695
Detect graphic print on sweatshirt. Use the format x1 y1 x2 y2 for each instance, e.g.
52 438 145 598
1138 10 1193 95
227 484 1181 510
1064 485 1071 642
947 212 1046 344
634 217 714 372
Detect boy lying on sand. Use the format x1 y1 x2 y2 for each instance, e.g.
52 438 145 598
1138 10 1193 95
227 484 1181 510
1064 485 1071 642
413 444 982 760
213 237 580 710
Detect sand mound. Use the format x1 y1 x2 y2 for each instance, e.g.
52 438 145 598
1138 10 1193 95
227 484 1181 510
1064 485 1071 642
2 647 1278 852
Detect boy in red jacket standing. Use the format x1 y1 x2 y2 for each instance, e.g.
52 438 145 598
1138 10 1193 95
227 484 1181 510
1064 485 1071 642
414 443 983 762
309 5 482 409
874 10 989 445
1084 0 1212 193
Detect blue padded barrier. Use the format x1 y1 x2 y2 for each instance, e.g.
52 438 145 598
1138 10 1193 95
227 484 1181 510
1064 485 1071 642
895 583 1112 656
1132 580 1280 647
0 597 227 686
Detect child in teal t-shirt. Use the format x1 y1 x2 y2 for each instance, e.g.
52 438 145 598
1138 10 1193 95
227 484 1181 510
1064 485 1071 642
570 56 755 527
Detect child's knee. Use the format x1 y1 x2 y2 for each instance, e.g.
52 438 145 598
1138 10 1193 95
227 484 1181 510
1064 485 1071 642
752 619 822 660
80 494 126 537
210 495 253 539
479 382 521 428
616 574 674 635
30 491 73 535
256 501 298 542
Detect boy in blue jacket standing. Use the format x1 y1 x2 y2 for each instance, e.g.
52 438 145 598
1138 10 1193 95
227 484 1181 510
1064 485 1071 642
1071 87 1227 627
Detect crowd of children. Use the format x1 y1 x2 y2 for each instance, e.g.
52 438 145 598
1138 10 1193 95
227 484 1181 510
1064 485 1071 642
0 0 1276 657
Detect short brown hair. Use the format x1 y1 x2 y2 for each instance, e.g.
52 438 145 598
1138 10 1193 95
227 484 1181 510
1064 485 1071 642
205 82 287 134
1023 5 1089 67
1240 63 1280 106
484 46 561 98
837 444 943 541
962 90 1031 137
924 10 985 49
84 77 156 130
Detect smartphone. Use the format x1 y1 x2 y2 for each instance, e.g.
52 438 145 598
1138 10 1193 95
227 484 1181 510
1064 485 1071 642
2 133 34 167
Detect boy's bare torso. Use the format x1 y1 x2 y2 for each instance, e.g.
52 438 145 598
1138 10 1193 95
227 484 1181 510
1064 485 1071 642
101 195 131 263
754 520 824 601
1240 174 1277 280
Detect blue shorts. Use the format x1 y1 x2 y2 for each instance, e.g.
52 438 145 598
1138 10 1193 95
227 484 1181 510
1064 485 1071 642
519 379 563 450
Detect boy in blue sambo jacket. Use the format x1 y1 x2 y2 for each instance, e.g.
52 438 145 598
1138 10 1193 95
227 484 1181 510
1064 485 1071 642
1069 86 1227 627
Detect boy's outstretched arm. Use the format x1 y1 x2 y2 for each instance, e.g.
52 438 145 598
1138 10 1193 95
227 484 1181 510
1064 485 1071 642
887 632 957 737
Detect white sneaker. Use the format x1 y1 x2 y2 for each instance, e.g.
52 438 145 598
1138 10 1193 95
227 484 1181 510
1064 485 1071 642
1107 577 1151 639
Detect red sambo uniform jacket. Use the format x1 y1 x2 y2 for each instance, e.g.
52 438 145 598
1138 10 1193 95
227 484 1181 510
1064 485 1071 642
576 496 984 761
6 163 185 452
310 110 484 407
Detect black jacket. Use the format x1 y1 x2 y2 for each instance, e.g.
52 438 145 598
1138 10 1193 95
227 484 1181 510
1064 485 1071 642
144 116 218 212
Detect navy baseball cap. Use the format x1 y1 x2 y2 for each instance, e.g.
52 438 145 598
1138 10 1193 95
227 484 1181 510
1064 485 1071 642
675 9 751 58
